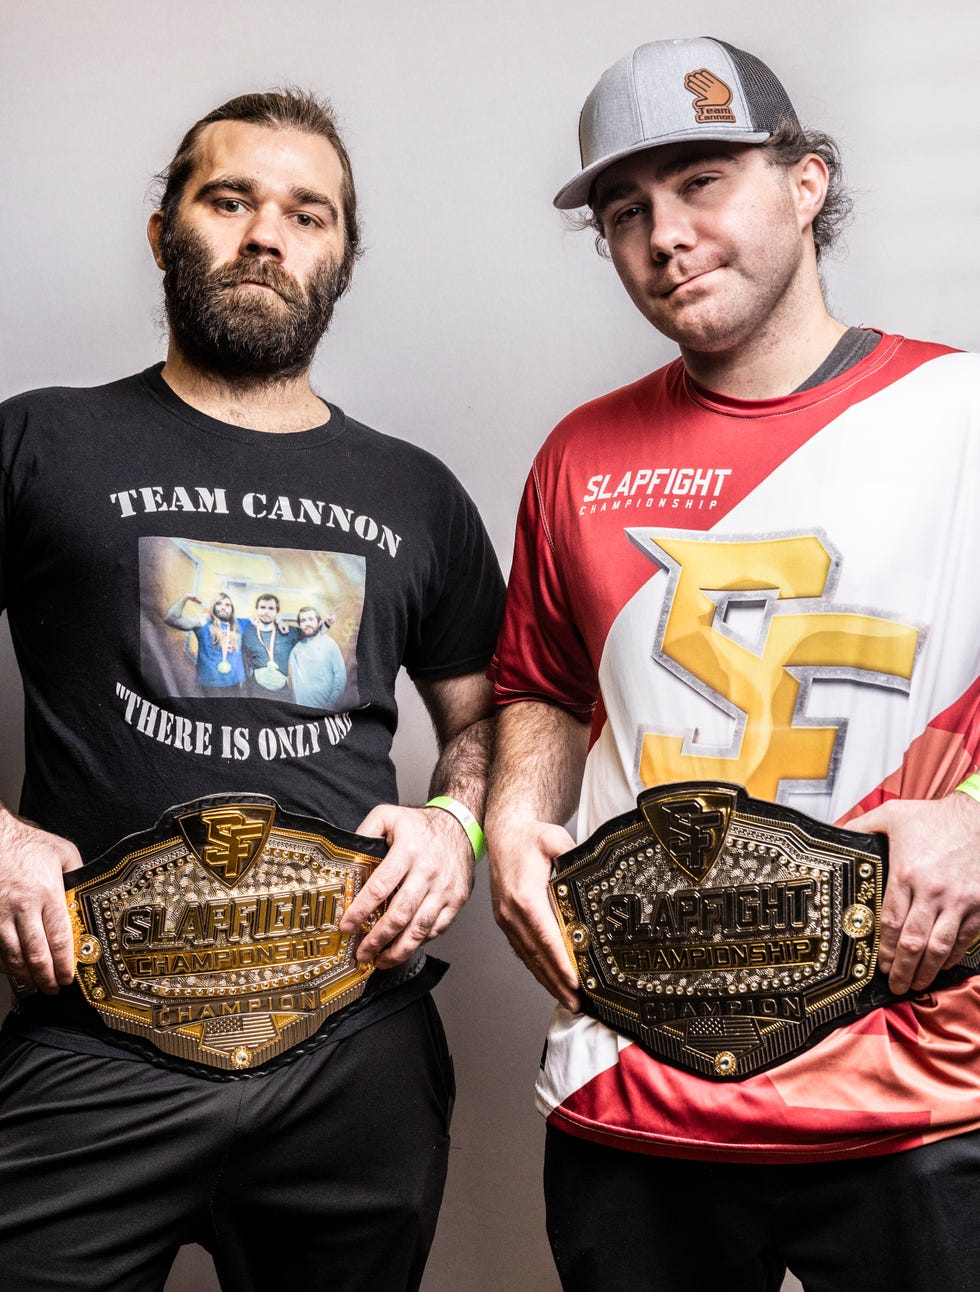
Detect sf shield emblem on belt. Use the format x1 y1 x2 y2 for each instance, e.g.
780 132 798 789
63 795 386 1072
550 782 892 1080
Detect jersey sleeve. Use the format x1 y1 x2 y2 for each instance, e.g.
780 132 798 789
490 460 598 720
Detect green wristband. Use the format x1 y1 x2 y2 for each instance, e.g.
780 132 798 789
954 773 980 805
425 796 487 863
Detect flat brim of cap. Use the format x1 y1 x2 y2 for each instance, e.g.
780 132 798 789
553 125 772 210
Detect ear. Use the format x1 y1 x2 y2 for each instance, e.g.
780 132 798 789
792 153 829 236
147 211 166 270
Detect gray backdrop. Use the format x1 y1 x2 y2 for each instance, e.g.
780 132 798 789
1 2 977 1289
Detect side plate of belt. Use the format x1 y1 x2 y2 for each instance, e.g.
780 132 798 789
550 781 980 1081
53 795 386 1072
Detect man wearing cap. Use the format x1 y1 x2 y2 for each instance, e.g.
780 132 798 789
486 36 980 1291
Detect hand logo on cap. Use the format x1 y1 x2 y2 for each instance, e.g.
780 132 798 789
683 68 736 124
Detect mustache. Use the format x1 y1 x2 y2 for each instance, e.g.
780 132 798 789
210 259 303 306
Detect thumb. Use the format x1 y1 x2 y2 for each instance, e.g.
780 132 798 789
356 803 398 839
844 803 889 835
540 822 577 860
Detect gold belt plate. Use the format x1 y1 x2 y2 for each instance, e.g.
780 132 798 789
64 796 385 1072
550 782 980 1080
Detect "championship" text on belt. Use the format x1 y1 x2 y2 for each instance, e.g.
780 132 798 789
550 782 980 1080
57 795 386 1072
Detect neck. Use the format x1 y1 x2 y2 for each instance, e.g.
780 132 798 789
680 264 847 400
160 343 330 433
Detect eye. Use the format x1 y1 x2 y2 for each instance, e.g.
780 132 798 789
611 204 644 227
292 212 321 229
215 198 246 214
685 174 721 195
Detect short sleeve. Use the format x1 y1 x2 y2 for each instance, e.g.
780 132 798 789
490 461 598 719
403 475 505 680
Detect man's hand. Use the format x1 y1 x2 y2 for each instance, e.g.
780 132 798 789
336 671 493 970
848 793 980 995
488 816 580 1011
683 67 733 111
338 804 475 969
0 812 81 994
485 700 589 1010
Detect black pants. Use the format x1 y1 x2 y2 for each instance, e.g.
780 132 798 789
0 995 454 1292
545 1123 980 1291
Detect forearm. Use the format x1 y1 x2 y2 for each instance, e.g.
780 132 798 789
485 699 589 832
164 596 199 629
483 700 589 1007
414 671 496 817
428 715 493 818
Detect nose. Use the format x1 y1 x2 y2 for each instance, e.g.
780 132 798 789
647 196 694 263
239 206 285 260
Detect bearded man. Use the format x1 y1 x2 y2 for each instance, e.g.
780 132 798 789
289 605 348 710
0 90 503 1291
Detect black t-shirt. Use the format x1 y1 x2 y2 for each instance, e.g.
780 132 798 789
0 365 505 860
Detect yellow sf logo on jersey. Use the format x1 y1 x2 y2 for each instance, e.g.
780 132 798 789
626 531 921 800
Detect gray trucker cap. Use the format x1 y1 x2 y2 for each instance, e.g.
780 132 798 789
554 36 800 210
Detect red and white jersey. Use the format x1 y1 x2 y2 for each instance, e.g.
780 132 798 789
492 333 980 1162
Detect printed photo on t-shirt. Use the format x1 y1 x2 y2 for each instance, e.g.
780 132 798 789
138 537 364 710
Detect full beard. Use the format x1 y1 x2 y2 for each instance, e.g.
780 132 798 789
159 221 345 383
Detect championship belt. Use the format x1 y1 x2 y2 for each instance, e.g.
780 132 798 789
53 796 385 1072
550 782 980 1081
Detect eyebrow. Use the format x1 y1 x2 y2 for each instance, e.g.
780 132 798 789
593 148 743 211
193 175 340 221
